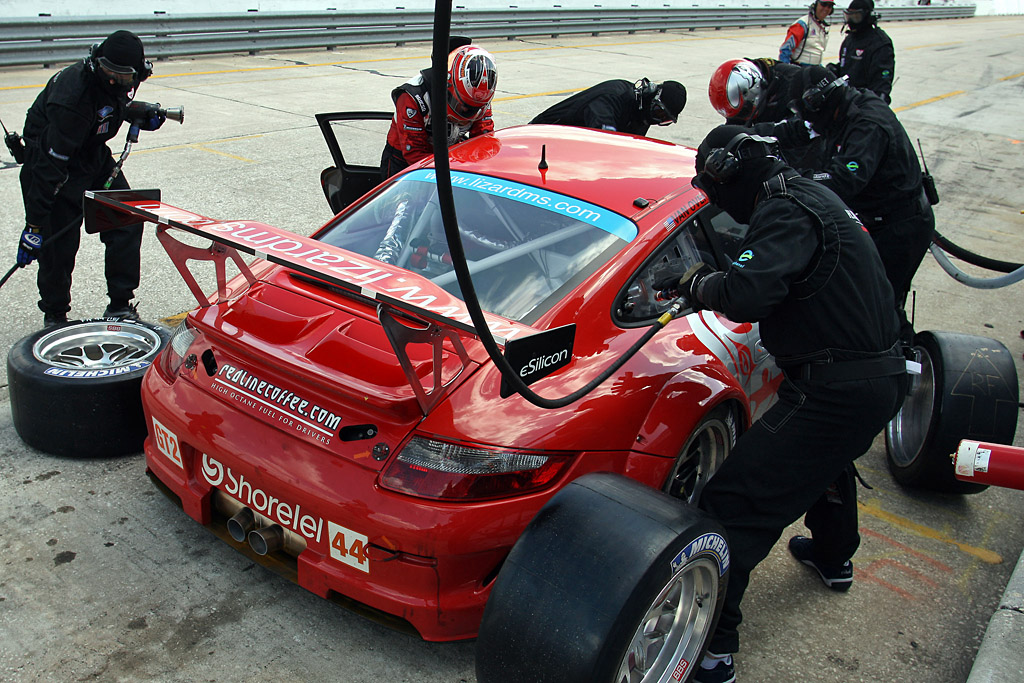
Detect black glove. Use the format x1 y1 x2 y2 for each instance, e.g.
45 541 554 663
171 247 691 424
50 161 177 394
650 258 689 292
127 102 165 131
17 225 42 266
650 260 714 309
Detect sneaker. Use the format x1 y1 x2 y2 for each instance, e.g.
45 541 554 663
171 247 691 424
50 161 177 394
103 301 140 320
43 312 68 328
788 536 853 592
694 655 736 683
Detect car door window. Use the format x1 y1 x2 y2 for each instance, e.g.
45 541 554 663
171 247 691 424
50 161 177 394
615 215 717 325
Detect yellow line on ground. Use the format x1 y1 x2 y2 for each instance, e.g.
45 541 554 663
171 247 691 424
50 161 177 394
905 41 963 50
999 72 1024 81
130 135 262 161
495 89 581 102
859 499 1003 564
893 90 966 112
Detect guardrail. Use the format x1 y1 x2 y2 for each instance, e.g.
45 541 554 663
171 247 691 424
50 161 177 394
0 5 977 69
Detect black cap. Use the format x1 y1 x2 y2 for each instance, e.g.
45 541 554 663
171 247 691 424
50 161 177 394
660 81 688 118
848 0 874 11
97 30 145 74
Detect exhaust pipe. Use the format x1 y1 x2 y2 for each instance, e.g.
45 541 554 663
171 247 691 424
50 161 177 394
226 507 256 543
248 524 285 556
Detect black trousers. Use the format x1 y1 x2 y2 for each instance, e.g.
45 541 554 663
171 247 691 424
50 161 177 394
20 162 143 316
867 204 935 343
700 371 905 655
379 144 409 182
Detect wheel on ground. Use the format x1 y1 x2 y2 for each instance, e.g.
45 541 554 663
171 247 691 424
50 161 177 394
7 318 171 458
663 405 738 505
476 473 730 683
885 330 1019 494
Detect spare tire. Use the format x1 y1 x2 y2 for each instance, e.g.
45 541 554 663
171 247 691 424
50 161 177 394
885 330 1019 494
476 473 729 683
7 318 170 458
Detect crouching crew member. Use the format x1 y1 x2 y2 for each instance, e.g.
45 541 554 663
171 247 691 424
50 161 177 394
529 78 686 136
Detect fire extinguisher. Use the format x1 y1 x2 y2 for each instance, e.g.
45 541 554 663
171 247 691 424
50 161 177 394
953 440 1024 491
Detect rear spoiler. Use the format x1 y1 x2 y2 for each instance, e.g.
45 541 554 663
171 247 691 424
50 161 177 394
83 189 528 414
83 188 532 342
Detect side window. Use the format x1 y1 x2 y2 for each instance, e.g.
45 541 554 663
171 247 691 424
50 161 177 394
615 217 716 324
699 207 750 263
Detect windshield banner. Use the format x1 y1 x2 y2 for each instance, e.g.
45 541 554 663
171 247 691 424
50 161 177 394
407 169 638 242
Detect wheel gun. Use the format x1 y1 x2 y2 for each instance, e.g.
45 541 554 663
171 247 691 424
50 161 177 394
105 101 184 189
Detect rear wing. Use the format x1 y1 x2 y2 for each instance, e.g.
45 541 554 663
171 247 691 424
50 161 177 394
83 189 532 413
83 188 534 342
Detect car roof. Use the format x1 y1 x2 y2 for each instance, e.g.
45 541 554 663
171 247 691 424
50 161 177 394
446 124 699 221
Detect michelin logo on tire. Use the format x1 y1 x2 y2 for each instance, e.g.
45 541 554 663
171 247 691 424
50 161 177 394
672 532 730 577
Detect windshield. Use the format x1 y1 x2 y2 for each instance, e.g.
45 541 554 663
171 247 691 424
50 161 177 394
317 169 636 323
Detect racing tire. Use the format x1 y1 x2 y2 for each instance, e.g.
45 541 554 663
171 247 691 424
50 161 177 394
663 404 739 505
7 318 171 458
476 473 729 683
885 330 1019 494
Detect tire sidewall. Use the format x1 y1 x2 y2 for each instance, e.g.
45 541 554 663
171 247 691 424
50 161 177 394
7 318 171 457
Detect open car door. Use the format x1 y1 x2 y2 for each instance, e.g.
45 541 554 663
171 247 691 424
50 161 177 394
316 111 394 215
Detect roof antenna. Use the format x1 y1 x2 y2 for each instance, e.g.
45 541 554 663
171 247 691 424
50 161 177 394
538 144 548 170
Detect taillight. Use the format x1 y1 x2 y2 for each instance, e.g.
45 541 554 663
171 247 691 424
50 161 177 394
157 320 197 379
379 436 573 501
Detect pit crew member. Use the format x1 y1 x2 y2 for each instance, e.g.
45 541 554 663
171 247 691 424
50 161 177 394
653 124 906 683
17 30 162 327
831 0 895 103
779 1 834 66
529 78 687 136
791 65 933 342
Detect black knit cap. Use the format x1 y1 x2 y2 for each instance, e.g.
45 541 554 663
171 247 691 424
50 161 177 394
97 30 145 73
660 81 688 118
848 0 874 11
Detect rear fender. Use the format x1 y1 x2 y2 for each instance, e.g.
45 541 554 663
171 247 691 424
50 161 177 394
635 362 749 458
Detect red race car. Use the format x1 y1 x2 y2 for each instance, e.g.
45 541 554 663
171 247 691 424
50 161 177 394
85 119 781 660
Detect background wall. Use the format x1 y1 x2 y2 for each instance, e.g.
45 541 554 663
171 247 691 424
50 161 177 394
0 0 1018 17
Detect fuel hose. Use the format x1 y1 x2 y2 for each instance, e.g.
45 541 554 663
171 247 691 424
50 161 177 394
429 0 684 409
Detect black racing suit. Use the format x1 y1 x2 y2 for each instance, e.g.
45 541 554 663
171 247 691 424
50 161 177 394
805 89 933 342
836 25 895 103
529 79 652 136
695 169 905 656
20 58 142 317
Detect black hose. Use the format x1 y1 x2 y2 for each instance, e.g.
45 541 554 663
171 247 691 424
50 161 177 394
429 0 681 409
933 230 1023 274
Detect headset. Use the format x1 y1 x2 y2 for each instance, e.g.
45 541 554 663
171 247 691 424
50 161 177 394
801 74 848 113
87 42 153 82
700 132 780 185
634 77 658 110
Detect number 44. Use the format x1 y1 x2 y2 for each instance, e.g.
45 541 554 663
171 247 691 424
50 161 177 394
328 521 370 573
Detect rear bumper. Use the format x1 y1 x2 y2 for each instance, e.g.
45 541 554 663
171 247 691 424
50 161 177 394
141 366 671 640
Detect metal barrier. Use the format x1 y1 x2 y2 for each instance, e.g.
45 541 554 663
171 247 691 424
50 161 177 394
0 5 977 69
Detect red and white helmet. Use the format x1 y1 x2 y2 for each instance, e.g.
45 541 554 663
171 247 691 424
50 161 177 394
447 45 497 125
708 59 766 122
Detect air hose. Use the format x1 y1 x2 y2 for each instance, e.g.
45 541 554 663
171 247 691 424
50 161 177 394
930 231 1024 289
429 0 685 409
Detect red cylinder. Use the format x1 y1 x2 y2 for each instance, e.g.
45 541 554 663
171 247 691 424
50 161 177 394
953 440 1024 491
